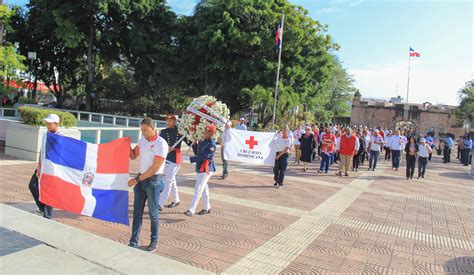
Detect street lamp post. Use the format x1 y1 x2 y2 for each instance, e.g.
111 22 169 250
27 51 37 99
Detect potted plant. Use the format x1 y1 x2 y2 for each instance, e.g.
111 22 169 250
5 106 81 161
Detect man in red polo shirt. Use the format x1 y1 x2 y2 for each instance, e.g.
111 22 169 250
318 127 336 173
336 127 358 177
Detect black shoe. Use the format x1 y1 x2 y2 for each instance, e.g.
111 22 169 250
166 202 180 208
317 170 322 173
35 209 43 214
274 182 278 187
368 167 371 171
128 243 138 248
221 175 228 180
324 171 328 174
417 176 420 179
372 168 375 171
184 210 193 216
197 209 211 215
278 183 284 188
335 172 342 177
147 241 157 252
344 173 349 177
158 205 163 212
422 175 424 178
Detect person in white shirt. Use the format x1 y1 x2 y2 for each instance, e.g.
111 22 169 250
368 130 384 171
293 126 303 164
417 138 432 179
273 129 292 188
389 130 405 171
128 118 168 252
31 114 64 219
236 117 247 131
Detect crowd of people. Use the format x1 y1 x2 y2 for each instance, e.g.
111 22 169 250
271 123 473 187
28 115 472 252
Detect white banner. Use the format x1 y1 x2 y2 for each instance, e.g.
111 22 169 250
223 128 278 165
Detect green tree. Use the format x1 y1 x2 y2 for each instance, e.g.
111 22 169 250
0 4 26 94
177 0 338 116
454 79 474 123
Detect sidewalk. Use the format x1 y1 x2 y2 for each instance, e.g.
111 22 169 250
0 203 211 274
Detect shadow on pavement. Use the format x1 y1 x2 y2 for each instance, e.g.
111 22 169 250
443 256 474 273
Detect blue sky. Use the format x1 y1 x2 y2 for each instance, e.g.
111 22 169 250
7 0 472 105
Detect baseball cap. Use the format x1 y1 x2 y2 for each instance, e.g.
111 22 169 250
166 114 176 120
205 125 217 132
421 138 426 142
44 114 60 124
239 117 245 121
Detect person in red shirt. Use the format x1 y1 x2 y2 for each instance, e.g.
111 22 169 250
318 127 336 174
336 127 358 177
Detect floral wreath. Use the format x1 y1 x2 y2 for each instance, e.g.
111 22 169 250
178 95 230 142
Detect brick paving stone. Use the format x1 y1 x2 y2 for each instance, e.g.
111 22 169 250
1 149 473 273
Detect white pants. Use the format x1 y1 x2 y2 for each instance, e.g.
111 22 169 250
189 172 213 213
158 162 181 207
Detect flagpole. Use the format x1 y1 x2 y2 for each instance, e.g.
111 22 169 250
406 50 411 104
272 13 284 130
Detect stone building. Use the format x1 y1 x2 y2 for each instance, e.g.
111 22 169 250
350 91 465 137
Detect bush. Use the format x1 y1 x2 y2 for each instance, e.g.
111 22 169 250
17 96 37 104
19 106 77 127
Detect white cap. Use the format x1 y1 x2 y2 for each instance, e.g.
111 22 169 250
44 114 60 124
373 130 379 133
240 117 245 121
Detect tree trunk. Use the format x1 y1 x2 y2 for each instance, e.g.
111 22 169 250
85 24 95 112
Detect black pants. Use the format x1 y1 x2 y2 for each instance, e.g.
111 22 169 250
418 157 428 177
384 147 391 160
312 146 317 160
461 148 470 166
273 153 288 185
28 171 53 218
406 155 416 179
360 151 366 165
443 148 451 163
353 153 361 169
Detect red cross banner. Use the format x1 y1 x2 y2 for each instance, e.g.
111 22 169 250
222 129 278 165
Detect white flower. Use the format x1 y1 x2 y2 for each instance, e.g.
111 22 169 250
178 95 230 142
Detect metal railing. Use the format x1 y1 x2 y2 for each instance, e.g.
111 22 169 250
76 126 166 144
0 106 166 128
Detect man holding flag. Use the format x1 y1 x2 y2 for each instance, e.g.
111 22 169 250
128 118 168 252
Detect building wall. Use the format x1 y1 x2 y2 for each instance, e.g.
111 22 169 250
350 98 464 136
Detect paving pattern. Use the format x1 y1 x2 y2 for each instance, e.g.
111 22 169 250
1 148 473 273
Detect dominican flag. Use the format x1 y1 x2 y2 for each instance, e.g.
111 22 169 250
275 15 284 49
409 47 421 57
39 133 131 225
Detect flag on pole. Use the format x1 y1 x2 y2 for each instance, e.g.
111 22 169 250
275 16 284 49
39 133 131 225
409 47 421 57
223 129 278 165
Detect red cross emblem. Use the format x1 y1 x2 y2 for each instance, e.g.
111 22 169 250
245 136 258 149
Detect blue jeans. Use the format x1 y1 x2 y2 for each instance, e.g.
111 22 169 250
330 152 335 164
320 153 330 172
418 157 428 176
273 153 288 184
391 150 400 168
369 150 380 169
130 175 164 247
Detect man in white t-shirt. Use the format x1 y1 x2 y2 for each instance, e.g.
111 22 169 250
128 118 168 252
31 114 63 219
368 130 384 171
273 129 292 188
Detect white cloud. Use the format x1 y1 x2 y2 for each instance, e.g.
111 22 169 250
317 7 341 14
349 60 471 106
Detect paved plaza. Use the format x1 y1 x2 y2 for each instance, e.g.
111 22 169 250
1 147 473 274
